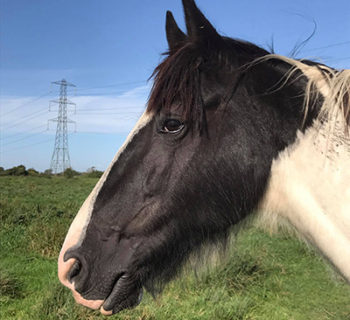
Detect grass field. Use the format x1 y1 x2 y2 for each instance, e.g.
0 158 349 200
1 175 350 320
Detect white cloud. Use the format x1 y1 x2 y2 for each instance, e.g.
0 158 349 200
1 84 151 135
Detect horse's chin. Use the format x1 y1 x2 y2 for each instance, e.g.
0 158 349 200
99 274 143 315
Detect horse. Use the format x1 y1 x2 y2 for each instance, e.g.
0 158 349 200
58 0 350 315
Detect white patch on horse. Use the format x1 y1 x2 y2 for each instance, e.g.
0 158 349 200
259 60 350 282
58 110 153 301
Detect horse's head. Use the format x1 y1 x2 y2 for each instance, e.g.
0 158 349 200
58 0 318 315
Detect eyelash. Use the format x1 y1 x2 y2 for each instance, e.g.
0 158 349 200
160 119 184 134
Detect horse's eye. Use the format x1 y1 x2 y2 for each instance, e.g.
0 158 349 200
161 119 184 133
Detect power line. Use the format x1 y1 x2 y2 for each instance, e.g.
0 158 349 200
0 79 148 152
76 110 142 114
1 124 47 141
1 101 140 126
74 90 148 97
303 41 350 53
73 131 124 135
76 80 147 92
0 136 55 154
1 107 141 138
77 106 145 113
76 113 140 119
1 92 51 117
0 82 145 122
1 129 48 147
1 108 49 130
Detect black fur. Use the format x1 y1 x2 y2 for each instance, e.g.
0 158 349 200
62 0 324 314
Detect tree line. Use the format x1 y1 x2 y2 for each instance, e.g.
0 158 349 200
0 165 104 179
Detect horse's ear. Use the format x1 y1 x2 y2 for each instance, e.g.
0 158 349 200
182 0 222 43
166 11 187 52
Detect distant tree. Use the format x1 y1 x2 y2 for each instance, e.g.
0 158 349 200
0 167 11 176
86 166 96 173
41 169 53 178
85 167 104 178
0 165 28 176
17 165 28 176
27 168 39 176
43 169 53 175
63 168 80 179
3 165 28 176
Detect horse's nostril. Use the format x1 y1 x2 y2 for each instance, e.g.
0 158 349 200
68 260 81 283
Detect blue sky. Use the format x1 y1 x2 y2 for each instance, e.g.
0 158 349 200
1 0 350 171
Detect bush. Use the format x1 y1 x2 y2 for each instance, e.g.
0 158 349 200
85 167 104 178
43 169 53 175
86 170 104 178
0 165 28 176
41 169 53 178
63 168 80 179
27 168 39 176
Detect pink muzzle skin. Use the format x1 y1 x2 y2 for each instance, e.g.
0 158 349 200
58 247 104 311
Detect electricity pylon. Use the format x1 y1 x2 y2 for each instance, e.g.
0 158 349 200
49 79 76 174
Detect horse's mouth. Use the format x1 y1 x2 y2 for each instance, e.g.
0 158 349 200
100 274 143 315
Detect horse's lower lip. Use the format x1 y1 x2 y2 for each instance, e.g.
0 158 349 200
100 274 143 315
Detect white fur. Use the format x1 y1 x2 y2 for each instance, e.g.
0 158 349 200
259 61 350 282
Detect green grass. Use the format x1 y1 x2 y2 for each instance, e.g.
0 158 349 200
1 176 350 320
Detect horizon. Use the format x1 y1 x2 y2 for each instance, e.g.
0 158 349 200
1 0 350 172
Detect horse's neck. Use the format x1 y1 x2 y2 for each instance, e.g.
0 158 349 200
259 118 350 282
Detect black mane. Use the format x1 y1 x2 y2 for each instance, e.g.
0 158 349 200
147 38 270 131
